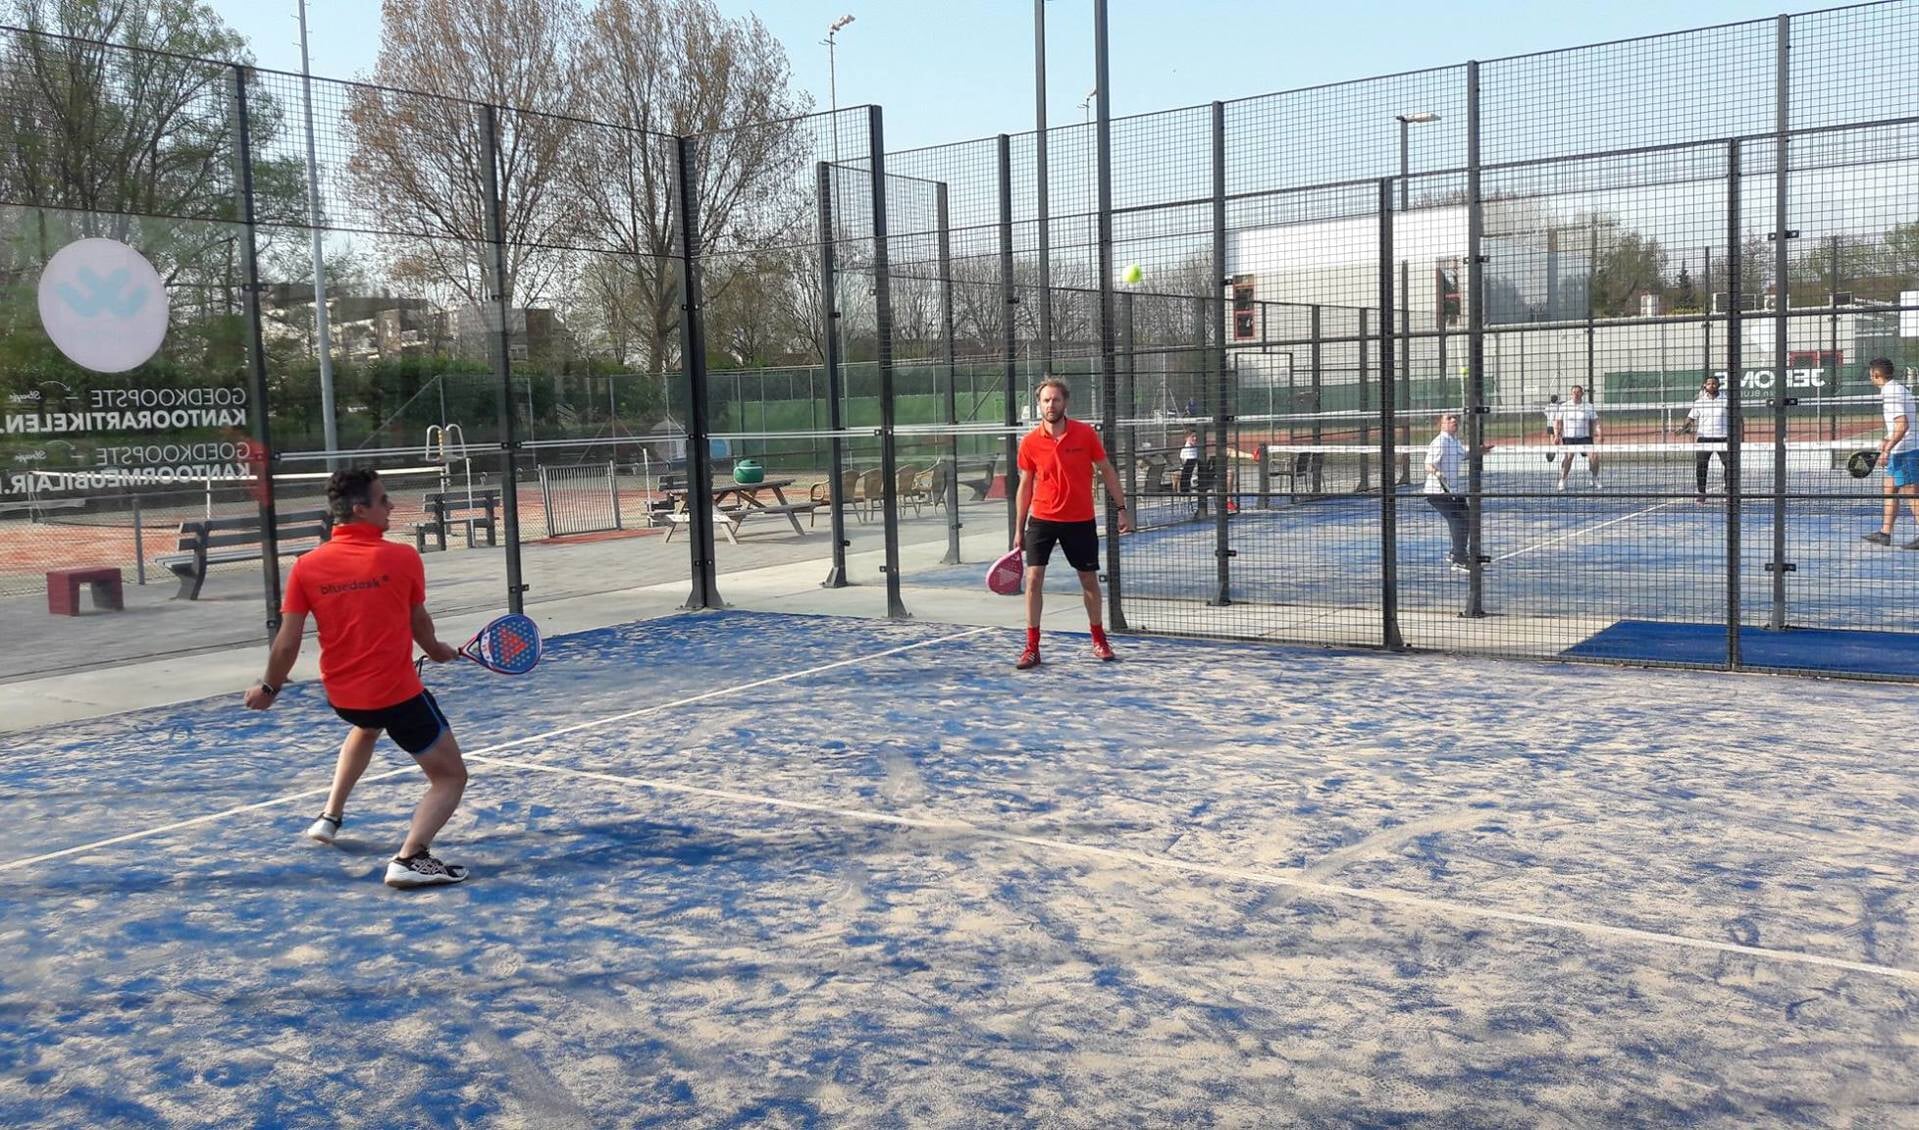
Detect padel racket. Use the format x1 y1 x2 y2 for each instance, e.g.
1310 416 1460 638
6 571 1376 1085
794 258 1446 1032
985 548 1024 595
419 613 543 676
1848 450 1879 479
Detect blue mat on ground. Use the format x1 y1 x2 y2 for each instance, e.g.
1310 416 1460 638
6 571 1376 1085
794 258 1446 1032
1562 619 1919 676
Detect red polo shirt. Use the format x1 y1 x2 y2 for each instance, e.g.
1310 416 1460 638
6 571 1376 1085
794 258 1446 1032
283 523 427 710
1018 418 1107 523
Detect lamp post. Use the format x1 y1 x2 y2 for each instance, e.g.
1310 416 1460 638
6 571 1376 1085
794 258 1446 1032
825 14 855 162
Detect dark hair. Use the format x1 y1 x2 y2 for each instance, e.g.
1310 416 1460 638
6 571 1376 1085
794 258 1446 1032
326 467 381 521
1869 357 1895 380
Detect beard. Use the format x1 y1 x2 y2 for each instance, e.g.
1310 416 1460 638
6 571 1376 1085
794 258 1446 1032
1042 406 1065 422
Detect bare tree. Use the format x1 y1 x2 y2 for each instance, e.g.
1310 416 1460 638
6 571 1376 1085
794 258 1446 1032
341 0 584 309
572 0 813 374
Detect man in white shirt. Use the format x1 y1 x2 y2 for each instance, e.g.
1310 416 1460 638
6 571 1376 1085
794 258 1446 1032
1862 358 1919 547
1424 412 1491 573
1553 384 1602 491
1679 374 1731 502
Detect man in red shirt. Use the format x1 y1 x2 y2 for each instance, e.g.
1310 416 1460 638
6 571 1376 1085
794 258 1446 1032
1013 377 1131 669
243 468 470 889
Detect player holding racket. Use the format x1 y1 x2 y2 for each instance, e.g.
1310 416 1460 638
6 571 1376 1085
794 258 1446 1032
243 467 471 888
1013 377 1131 669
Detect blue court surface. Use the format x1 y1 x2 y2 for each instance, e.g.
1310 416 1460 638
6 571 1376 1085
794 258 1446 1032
918 490 1919 635
1564 620 1919 677
3 611 1916 1126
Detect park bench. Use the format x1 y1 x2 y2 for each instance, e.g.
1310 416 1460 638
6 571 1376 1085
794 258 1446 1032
159 509 332 600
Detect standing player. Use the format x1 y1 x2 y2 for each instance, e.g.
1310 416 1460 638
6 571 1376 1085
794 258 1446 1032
1014 377 1132 669
1553 384 1602 491
1862 358 1919 547
243 467 472 888
1424 412 1474 573
1679 374 1730 502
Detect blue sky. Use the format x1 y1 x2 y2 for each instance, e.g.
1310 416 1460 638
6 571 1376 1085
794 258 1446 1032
213 0 1792 151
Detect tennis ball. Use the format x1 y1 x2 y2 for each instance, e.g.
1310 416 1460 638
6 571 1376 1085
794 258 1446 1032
1122 263 1143 286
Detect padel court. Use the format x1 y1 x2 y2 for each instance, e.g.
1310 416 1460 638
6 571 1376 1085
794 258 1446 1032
3 611 1913 1125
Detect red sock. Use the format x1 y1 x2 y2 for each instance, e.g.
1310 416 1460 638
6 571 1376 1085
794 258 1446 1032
1025 627 1041 651
1090 624 1108 645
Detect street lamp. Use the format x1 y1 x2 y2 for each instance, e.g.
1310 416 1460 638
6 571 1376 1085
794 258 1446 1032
1394 111 1440 211
825 14 855 161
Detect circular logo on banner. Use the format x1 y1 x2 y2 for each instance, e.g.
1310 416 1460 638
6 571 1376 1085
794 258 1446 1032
36 239 170 373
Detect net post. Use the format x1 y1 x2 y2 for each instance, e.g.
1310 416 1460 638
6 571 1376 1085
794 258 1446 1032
997 134 1020 550
1206 99 1230 610
1726 139 1744 669
1462 59 1487 619
477 103 528 614
671 131 723 610
1769 11 1792 632
816 159 850 589
867 105 909 620
937 180 963 565
229 65 283 637
1379 178 1404 651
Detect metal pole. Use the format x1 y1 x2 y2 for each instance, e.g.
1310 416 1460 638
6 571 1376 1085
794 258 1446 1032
1829 234 1841 441
1726 140 1744 668
1586 214 1598 397
1770 12 1791 631
672 132 721 609
1121 291 1137 508
1096 2 1128 626
1359 307 1372 492
816 161 850 588
1309 304 1323 492
998 134 1020 546
296 0 338 468
938 181 962 565
1206 99 1229 610
868 106 908 619
478 106 528 613
1379 178 1403 650
1398 118 1409 212
1702 246 1712 392
1035 0 1053 375
1463 60 1487 617
230 66 282 636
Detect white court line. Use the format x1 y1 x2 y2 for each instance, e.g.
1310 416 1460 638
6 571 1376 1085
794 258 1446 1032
467 753 1919 987
0 625 996 874
1492 501 1683 564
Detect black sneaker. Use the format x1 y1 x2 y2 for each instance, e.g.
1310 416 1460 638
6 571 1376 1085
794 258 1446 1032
1864 531 1893 546
1903 538 1919 551
384 849 469 889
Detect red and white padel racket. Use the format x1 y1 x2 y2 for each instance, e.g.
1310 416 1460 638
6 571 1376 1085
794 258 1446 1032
985 548 1025 595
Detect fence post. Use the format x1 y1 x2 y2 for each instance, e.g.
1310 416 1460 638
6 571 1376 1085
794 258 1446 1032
938 180 963 565
997 134 1020 548
1463 59 1488 618
1309 305 1324 492
477 105 528 614
1034 0 1054 378
1093 9 1128 625
1769 11 1793 631
1379 178 1404 650
1206 100 1230 610
816 160 850 589
671 133 722 609
229 66 282 637
1726 140 1744 669
867 106 908 619
1359 308 1372 492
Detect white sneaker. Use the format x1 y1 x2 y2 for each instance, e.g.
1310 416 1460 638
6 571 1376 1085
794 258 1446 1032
1555 478 1567 492
305 813 342 844
385 850 469 888
1591 476 1604 490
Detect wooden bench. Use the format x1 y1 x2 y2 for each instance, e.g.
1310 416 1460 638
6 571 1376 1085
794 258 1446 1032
47 566 124 616
415 488 500 552
158 509 332 600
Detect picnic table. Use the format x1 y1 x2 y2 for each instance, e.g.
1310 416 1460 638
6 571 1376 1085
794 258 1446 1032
661 478 816 544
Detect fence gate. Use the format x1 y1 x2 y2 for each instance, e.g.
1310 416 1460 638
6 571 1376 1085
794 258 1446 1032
539 463 623 537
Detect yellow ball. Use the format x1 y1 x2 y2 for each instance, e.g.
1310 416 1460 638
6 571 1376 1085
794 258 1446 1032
1122 263 1143 286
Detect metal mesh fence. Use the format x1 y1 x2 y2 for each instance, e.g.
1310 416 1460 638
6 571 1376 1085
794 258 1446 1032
3 4 1919 680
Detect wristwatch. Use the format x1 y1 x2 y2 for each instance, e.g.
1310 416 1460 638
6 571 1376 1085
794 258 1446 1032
256 682 278 696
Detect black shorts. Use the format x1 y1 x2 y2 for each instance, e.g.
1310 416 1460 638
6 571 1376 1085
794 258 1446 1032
330 690 450 756
1562 435 1594 458
1025 517 1100 572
